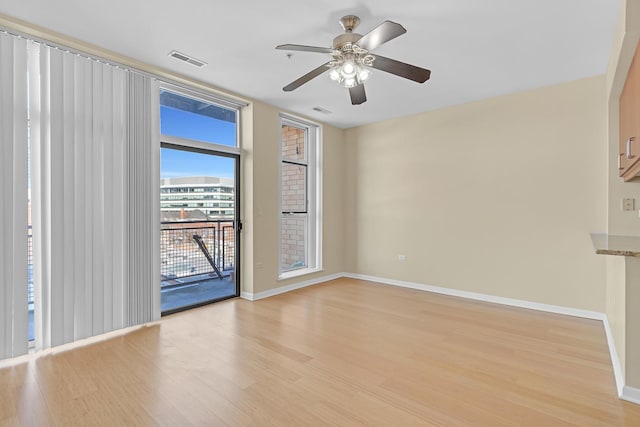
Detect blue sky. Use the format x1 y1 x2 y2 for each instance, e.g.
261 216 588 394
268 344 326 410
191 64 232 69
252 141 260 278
160 106 236 179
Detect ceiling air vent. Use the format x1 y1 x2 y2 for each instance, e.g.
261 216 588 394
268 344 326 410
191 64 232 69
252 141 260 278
312 107 332 114
169 50 207 68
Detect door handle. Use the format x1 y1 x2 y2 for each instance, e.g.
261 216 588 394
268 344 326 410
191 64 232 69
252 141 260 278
627 137 637 159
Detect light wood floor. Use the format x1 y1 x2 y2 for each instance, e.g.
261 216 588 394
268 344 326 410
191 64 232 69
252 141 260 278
1 278 639 426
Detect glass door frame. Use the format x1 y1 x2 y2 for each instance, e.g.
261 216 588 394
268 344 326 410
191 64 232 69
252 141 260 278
160 141 241 315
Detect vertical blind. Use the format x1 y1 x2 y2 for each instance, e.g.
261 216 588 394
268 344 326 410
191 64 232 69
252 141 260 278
126 73 161 327
0 31 160 358
0 33 29 359
31 44 132 348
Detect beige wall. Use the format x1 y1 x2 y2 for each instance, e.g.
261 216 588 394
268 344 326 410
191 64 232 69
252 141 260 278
246 101 346 294
346 76 608 311
240 104 255 295
606 255 626 378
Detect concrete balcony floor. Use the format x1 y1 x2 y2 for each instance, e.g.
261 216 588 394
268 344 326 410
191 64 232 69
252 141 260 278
161 272 237 313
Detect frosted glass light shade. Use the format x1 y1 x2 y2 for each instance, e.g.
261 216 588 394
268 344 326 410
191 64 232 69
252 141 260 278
327 59 373 88
358 67 371 82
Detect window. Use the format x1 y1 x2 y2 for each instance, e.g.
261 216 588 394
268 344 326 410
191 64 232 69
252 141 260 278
160 89 238 147
279 115 321 278
159 83 244 315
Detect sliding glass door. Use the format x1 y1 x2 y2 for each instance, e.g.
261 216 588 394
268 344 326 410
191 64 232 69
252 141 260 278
158 85 242 315
160 146 240 314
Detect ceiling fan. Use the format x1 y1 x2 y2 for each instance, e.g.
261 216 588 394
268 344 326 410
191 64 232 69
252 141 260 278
276 15 431 105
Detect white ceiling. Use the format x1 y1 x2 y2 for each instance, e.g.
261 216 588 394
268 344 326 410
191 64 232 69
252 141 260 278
0 0 620 128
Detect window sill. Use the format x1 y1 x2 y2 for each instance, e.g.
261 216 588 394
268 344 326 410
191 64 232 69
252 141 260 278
278 267 323 281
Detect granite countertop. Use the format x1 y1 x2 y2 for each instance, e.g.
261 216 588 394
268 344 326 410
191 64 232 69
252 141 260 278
591 233 640 257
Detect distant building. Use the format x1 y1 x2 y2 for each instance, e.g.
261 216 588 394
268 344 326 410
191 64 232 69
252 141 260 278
160 176 234 221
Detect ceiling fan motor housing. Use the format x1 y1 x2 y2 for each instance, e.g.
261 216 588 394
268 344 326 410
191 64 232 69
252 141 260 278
332 32 363 51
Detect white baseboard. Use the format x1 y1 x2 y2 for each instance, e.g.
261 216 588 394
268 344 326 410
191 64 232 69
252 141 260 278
240 272 345 301
343 273 605 320
602 317 625 397
622 386 640 405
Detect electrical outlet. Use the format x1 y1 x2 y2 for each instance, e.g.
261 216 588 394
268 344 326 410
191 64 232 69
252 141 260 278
622 198 635 211
398 254 407 262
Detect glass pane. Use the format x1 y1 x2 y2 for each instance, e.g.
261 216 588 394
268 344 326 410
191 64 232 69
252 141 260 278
160 90 237 147
281 124 306 161
280 215 307 272
160 147 238 313
281 163 306 213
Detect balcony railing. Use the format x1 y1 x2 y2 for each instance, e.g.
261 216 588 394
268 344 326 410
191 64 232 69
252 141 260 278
161 220 235 287
25 221 236 305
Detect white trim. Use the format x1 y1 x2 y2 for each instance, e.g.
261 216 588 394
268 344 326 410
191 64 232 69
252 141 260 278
277 114 322 277
315 124 323 275
343 273 604 320
160 81 248 110
159 82 244 152
241 272 344 301
278 267 323 281
278 112 322 129
160 134 240 156
602 317 625 396
622 386 640 405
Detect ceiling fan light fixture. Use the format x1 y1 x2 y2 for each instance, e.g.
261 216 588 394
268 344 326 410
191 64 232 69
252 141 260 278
343 77 357 88
329 68 341 81
329 58 372 88
358 66 371 82
341 60 356 77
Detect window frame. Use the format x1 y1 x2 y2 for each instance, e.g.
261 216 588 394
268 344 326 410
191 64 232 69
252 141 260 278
159 82 243 156
278 114 322 279
158 83 244 314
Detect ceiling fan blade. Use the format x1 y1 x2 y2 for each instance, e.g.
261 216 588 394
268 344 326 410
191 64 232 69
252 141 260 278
370 54 431 83
283 62 331 92
356 21 407 52
276 44 334 54
349 84 367 105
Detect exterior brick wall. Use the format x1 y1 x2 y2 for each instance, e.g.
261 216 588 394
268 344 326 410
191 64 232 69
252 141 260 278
281 125 307 270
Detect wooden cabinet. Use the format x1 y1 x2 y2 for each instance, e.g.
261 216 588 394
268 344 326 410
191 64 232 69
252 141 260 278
620 42 640 181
